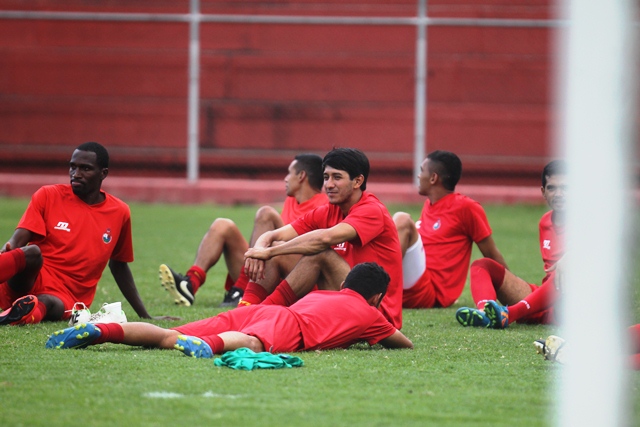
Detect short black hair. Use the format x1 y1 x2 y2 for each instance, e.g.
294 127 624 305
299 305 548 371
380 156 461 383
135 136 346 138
343 262 390 300
542 160 566 188
294 153 324 191
322 148 370 191
76 142 109 169
426 150 462 191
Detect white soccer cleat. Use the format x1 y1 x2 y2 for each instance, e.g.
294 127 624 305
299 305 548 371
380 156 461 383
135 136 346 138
534 335 566 364
88 302 128 324
68 302 92 327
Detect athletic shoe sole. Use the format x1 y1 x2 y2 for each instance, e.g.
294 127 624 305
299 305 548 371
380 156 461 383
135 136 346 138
174 335 213 358
46 323 101 349
159 264 193 307
455 307 490 327
484 300 509 329
0 295 38 326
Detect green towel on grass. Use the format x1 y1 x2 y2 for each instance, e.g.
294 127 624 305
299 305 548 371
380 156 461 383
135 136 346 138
214 347 304 370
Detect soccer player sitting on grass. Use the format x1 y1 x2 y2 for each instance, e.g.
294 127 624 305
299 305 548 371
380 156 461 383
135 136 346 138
392 150 507 309
46 262 414 355
0 142 176 326
240 148 404 329
456 160 566 329
158 154 327 308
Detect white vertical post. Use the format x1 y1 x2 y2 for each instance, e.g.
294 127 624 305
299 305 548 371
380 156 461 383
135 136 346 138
556 0 636 426
413 0 427 183
187 0 200 182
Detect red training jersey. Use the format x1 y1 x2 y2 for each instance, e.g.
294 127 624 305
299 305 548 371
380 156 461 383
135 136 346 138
175 288 398 353
291 191 403 329
538 210 564 284
417 192 492 307
17 184 134 306
280 193 329 225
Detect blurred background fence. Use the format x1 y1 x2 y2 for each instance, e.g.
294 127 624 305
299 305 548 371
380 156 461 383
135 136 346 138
1 1 562 186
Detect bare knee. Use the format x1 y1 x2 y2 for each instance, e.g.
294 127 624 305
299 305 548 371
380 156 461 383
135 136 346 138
22 245 43 270
245 335 265 353
254 206 280 225
393 212 418 252
209 218 238 237
393 212 413 233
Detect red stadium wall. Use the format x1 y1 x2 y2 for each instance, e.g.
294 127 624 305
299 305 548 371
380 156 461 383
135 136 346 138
0 0 556 185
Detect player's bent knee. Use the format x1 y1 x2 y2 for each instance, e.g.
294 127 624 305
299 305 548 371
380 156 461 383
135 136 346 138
254 205 280 222
22 245 43 269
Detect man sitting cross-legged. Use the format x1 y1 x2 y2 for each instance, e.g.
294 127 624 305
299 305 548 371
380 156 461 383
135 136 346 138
46 263 413 356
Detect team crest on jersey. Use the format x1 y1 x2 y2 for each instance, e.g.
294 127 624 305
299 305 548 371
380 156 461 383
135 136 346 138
102 228 112 244
432 219 441 230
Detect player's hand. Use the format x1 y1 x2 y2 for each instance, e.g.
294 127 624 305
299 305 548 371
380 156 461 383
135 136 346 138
0 242 11 254
244 256 266 282
245 247 271 261
546 255 565 292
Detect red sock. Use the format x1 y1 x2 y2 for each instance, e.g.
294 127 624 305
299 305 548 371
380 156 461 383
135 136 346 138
223 274 234 292
201 334 225 354
508 281 557 323
0 248 26 283
233 270 250 291
186 265 206 294
29 300 47 324
238 281 269 305
470 258 505 309
262 280 298 306
93 323 125 344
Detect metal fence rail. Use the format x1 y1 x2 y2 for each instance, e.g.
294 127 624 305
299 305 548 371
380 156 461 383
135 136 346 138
0 2 563 182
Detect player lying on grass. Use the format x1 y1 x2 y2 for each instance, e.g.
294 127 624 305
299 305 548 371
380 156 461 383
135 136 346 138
46 262 413 356
455 160 566 329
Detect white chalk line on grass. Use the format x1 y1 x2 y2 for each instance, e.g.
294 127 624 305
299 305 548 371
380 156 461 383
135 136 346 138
144 391 244 399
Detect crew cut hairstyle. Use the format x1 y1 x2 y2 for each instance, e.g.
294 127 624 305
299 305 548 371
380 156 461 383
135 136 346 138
322 148 370 191
426 150 462 191
76 141 110 169
343 262 390 300
294 153 324 191
542 159 566 188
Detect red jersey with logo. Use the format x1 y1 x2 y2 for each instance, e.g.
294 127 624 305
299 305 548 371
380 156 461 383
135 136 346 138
175 288 397 353
14 184 133 309
418 193 492 307
538 210 564 285
280 193 329 225
290 191 403 329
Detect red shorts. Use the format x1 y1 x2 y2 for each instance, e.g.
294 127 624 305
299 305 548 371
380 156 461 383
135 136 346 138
173 305 303 353
402 268 437 309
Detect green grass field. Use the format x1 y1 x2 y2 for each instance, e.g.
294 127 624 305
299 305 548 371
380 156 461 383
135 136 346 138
0 197 638 426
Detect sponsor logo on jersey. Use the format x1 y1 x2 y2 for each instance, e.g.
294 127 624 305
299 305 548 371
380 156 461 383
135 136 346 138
543 239 551 250
54 222 71 232
103 228 112 244
432 219 441 230
415 220 422 230
333 242 347 252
